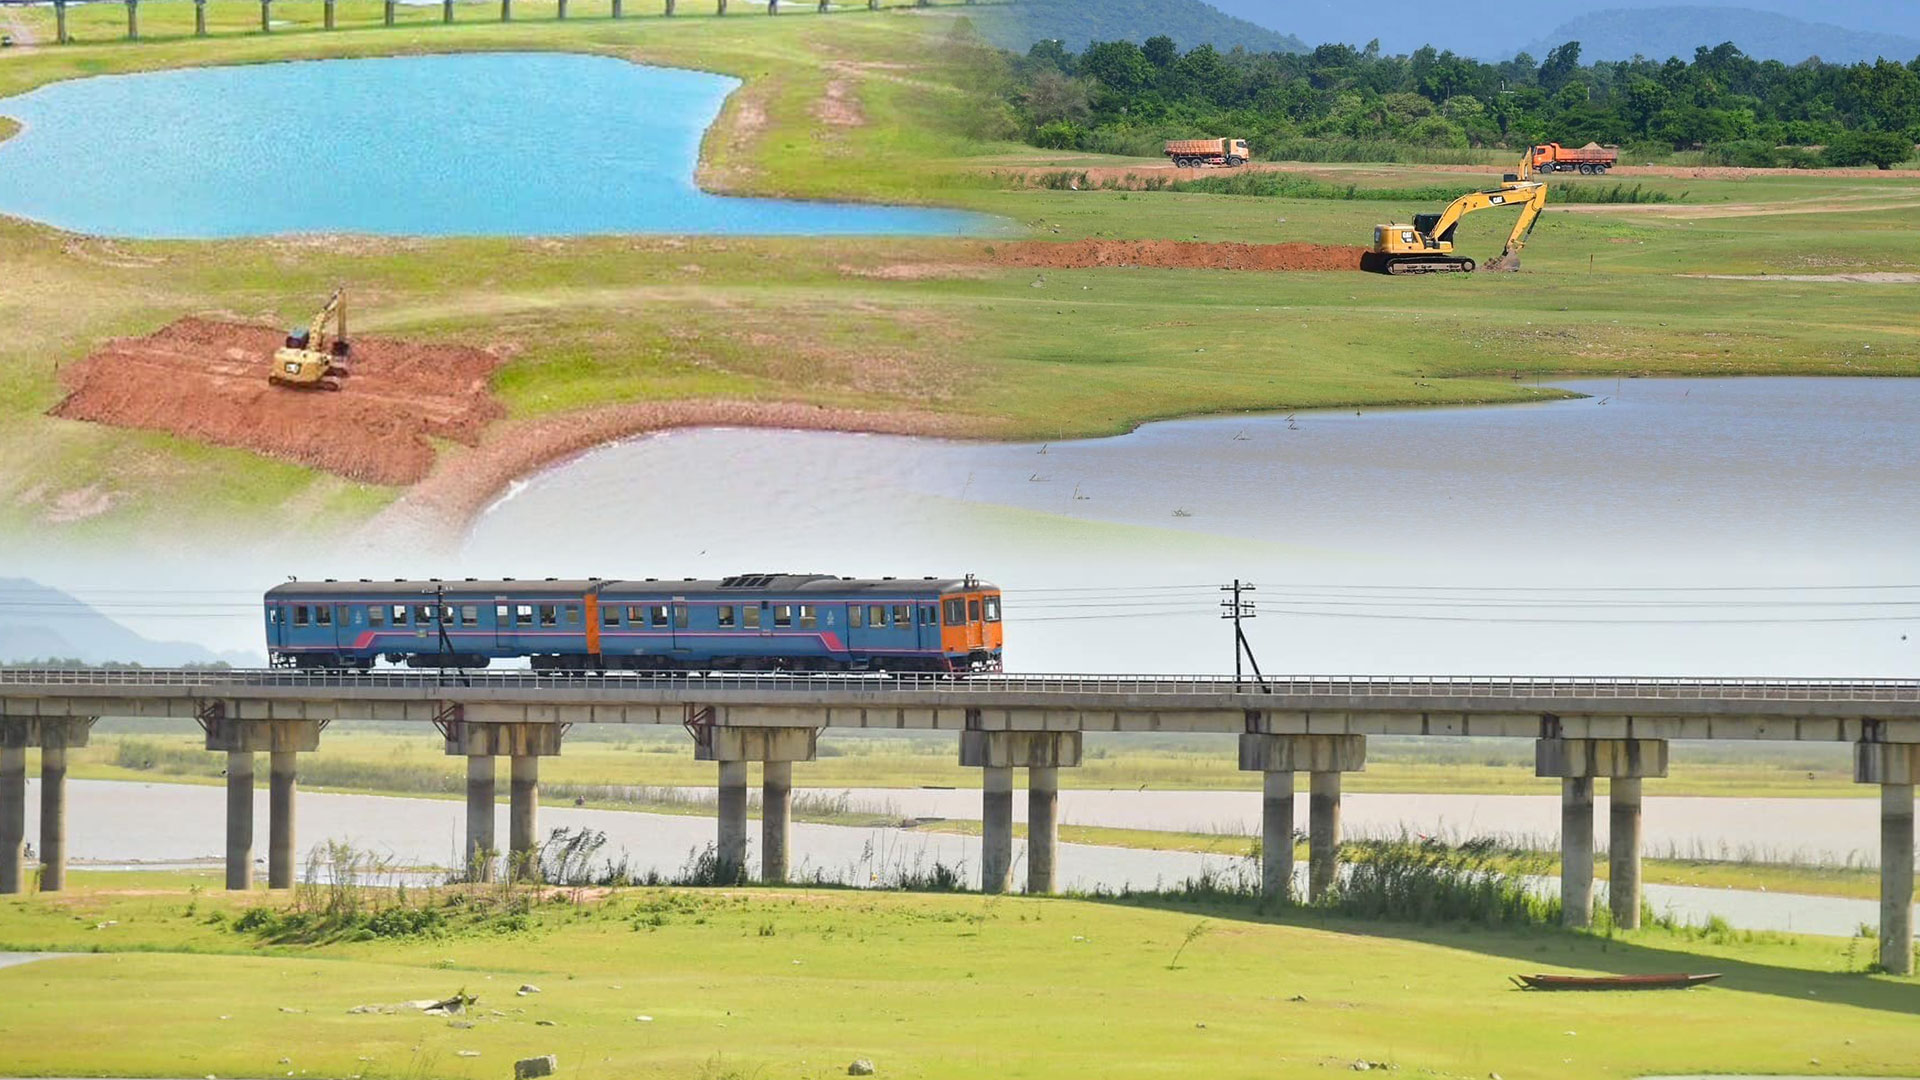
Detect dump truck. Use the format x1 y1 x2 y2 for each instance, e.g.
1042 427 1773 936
1164 138 1250 168
1529 142 1618 174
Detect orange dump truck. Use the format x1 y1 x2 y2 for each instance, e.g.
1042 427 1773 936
1529 142 1619 174
1164 138 1250 167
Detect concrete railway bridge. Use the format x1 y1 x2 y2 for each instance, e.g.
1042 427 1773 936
1 669 1917 973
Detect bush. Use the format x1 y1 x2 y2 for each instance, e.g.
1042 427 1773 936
1821 131 1916 169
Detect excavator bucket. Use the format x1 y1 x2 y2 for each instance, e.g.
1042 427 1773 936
1483 251 1522 272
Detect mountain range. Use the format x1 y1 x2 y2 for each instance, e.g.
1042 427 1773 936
0 578 261 667
1013 0 1920 62
983 0 1307 54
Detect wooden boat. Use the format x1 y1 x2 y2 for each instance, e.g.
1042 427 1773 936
1511 972 1723 991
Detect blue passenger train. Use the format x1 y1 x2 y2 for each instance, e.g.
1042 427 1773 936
265 574 1004 673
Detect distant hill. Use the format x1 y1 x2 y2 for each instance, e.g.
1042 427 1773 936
982 0 1308 55
1524 7 1920 63
1200 0 1916 59
0 578 261 667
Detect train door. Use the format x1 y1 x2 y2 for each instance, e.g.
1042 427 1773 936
964 595 985 651
919 601 941 654
846 601 882 661
494 597 510 652
670 600 689 657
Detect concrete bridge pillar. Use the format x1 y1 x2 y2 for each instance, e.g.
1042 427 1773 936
55 0 69 44
323 0 335 28
269 750 298 888
0 743 23 895
819 0 829 12
1240 730 1365 902
611 0 621 17
664 0 675 14
443 0 454 21
961 729 1082 895
716 0 726 14
762 760 792 883
767 0 777 13
557 0 568 19
465 756 496 881
694 724 820 885
445 719 564 883
195 0 207 35
500 0 511 21
1537 735 1668 928
206 717 322 891
260 0 272 33
1856 741 1918 975
868 0 878 10
2 718 95 894
125 0 138 41
226 751 254 890
384 0 395 25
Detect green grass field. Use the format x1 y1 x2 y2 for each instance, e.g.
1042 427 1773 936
0 873 1914 1079
2 9 1919 541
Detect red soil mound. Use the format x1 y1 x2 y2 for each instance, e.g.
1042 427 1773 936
990 239 1369 272
50 317 505 486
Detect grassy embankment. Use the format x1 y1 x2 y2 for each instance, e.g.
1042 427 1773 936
47 729 1888 899
0 872 1914 1079
3 10 1920 541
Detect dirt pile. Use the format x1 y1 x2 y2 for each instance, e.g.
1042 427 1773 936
990 239 1369 272
50 317 505 486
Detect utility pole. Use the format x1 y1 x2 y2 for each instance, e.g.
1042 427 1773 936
1220 580 1266 691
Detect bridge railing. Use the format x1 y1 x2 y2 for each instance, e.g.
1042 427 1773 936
1 668 1916 702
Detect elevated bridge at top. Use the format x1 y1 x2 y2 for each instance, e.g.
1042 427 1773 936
2 668 1917 973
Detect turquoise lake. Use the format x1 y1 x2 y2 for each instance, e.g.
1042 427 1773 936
0 52 986 238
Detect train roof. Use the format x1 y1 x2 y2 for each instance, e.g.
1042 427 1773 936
602 575 991 597
267 579 608 598
266 576 996 599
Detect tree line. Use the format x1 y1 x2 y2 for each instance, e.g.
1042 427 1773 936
991 36 1920 168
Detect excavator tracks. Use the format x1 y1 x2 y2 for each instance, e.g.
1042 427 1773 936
1383 257 1477 275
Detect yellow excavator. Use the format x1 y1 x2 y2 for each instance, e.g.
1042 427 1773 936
270 287 351 391
1365 154 1548 274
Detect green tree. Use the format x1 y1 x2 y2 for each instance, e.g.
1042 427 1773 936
1142 35 1178 70
1822 130 1916 169
1080 40 1152 94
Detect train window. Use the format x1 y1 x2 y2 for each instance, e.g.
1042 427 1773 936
495 604 509 623
674 605 689 629
773 604 792 628
369 606 384 627
514 605 533 626
650 605 668 628
392 605 409 626
440 605 455 625
968 599 981 622
337 605 351 625
869 604 887 627
293 605 309 627
742 605 761 629
560 605 576 624
798 604 818 629
983 597 1001 623
943 598 964 625
316 606 333 627
539 605 557 627
461 605 479 626
921 605 936 626
602 606 619 627
848 606 864 629
717 605 736 628
415 605 436 625
893 604 911 626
